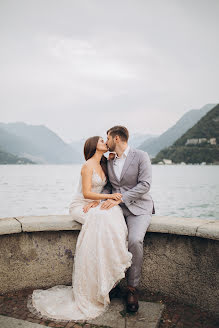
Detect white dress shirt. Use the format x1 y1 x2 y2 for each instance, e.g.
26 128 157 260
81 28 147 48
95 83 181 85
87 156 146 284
113 145 130 181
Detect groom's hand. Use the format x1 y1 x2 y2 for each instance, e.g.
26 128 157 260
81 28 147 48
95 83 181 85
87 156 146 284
100 199 121 210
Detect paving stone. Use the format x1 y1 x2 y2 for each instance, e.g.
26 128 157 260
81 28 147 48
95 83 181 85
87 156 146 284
0 314 45 327
1 288 218 327
87 299 125 328
126 301 165 328
87 298 165 328
65 323 75 328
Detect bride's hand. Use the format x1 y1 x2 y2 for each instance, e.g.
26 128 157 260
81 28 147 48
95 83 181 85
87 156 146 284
83 201 100 213
109 193 122 201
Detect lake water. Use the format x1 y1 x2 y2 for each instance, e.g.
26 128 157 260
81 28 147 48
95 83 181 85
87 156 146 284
0 164 218 220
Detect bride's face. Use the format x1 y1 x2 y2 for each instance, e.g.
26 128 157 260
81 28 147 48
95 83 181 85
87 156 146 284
96 137 108 153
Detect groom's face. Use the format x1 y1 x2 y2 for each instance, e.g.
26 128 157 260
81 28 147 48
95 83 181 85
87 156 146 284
106 133 116 152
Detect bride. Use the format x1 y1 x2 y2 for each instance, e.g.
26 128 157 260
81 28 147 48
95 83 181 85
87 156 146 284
27 136 132 323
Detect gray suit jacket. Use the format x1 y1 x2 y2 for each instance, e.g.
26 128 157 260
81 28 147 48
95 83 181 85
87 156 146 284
102 147 155 216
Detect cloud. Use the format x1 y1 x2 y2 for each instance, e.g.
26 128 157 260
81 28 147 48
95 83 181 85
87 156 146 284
46 35 137 81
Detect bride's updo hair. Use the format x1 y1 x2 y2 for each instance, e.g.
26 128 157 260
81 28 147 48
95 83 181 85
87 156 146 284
84 136 108 179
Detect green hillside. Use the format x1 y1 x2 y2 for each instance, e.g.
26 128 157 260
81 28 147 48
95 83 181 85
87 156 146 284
0 148 35 164
152 104 219 164
138 104 216 156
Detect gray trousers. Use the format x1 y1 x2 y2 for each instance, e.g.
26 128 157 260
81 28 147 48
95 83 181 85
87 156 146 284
120 203 152 288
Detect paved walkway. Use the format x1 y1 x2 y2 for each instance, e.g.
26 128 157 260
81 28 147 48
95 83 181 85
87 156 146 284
0 315 44 328
0 287 218 327
0 299 164 328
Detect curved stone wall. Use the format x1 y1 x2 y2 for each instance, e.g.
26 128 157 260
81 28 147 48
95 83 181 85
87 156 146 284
0 215 218 315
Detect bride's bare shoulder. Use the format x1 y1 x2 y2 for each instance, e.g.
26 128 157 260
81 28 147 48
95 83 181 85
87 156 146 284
81 161 93 176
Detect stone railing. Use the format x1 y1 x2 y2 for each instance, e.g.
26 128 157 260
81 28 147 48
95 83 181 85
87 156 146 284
0 215 218 315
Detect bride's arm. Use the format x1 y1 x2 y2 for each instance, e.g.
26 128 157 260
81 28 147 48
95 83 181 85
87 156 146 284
81 165 121 201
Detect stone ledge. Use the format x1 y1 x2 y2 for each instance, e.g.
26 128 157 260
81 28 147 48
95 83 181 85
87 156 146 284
0 217 22 235
196 221 219 240
0 215 218 241
148 216 219 240
16 215 81 232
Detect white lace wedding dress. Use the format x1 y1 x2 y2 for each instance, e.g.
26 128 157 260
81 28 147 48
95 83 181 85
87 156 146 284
27 168 132 323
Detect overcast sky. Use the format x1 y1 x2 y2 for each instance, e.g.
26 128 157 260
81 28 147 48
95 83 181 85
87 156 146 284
0 0 218 142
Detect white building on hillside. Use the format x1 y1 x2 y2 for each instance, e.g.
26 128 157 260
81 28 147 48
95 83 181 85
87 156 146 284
163 159 172 165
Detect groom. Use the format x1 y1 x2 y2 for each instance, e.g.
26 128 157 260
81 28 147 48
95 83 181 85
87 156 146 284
100 125 155 313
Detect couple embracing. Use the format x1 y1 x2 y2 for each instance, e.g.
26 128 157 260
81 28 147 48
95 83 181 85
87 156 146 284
28 125 155 323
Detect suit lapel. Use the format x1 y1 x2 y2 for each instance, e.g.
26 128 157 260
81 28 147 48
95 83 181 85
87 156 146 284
108 147 136 183
108 158 120 183
120 147 135 181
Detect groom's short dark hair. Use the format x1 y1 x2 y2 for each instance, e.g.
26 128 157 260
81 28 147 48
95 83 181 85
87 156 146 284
107 126 129 142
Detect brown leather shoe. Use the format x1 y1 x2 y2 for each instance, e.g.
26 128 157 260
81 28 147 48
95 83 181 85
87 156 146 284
126 286 139 313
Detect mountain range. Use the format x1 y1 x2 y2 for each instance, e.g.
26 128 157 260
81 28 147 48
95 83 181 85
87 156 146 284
0 122 81 164
0 103 217 164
